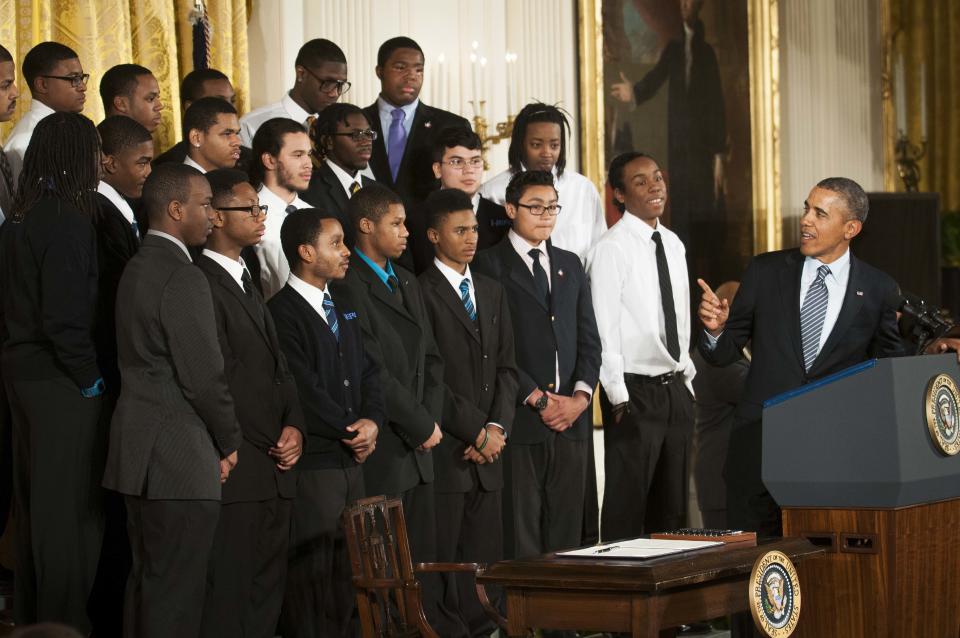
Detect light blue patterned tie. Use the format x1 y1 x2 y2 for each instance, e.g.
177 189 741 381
323 292 340 342
800 265 831 371
460 278 476 321
130 219 140 241
387 108 407 182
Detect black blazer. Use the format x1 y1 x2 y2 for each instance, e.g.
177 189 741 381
362 101 470 205
268 283 385 471
473 238 602 444
476 197 511 251
698 248 906 424
419 265 518 492
332 253 444 495
300 160 377 249
196 256 304 502
93 192 140 393
153 140 254 174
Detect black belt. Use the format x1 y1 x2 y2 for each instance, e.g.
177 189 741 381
624 371 679 385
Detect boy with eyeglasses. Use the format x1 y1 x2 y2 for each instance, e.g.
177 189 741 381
303 103 379 250
240 39 351 146
4 41 88 183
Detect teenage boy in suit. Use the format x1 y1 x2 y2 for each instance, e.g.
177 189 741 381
269 207 383 638
419 188 518 637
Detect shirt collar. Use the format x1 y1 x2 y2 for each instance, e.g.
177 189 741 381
377 95 419 123
325 158 362 195
29 100 56 119
434 257 472 292
97 180 136 226
201 248 245 287
282 91 314 125
518 162 559 179
354 247 396 288
508 228 546 257
805 248 851 281
620 211 660 241
257 184 303 213
146 229 192 261
287 272 330 309
183 155 206 174
471 192 481 213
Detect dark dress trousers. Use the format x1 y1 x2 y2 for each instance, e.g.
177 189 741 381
102 234 242 638
419 264 518 637
195 255 304 638
153 140 253 173
269 283 385 638
300 160 377 250
473 238 601 559
698 248 905 537
0 198 104 632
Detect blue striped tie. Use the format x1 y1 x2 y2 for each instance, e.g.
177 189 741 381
460 278 476 321
323 292 340 342
800 265 831 371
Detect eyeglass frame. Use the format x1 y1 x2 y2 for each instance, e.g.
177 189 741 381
40 73 90 88
300 66 352 96
217 204 269 218
327 128 378 142
438 157 484 171
516 203 562 217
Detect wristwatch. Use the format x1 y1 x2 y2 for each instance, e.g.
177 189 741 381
534 394 549 411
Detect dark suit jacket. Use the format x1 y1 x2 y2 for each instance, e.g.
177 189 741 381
93 192 140 393
103 234 242 500
300 160 377 249
419 265 518 492
363 101 470 205
473 238 602 445
153 140 253 174
697 248 906 424
476 197 511 251
196 255 304 503
332 253 444 495
268 283 385 471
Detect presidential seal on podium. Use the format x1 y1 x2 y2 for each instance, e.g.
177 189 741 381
749 549 801 637
925 373 960 456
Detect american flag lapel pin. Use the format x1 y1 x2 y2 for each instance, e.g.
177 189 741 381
856 291 864 296
424 121 432 128
557 269 564 278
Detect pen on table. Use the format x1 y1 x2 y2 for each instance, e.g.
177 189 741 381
595 545 619 554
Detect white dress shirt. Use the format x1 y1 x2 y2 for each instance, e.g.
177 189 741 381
799 249 851 354
239 92 314 147
586 213 695 405
183 155 206 173
480 165 606 263
255 185 311 300
326 158 363 198
97 181 138 233
146 229 191 261
287 273 331 325
434 258 477 314
4 100 55 185
507 229 593 400
201 248 246 290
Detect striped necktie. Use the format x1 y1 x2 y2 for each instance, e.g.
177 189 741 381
350 181 361 196
800 265 831 371
459 278 476 321
323 292 340 342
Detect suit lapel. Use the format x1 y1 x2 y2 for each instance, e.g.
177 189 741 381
364 103 392 186
426 266 480 344
320 163 350 214
779 250 805 368
201 256 274 352
811 256 865 372
397 103 428 179
501 240 550 312
352 254 416 324
287 285 340 348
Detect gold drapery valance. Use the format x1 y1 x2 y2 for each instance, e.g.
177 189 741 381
0 0 249 152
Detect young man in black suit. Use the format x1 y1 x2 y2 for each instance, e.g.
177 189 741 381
363 37 470 208
269 208 383 638
419 189 517 637
302 102 378 249
698 177 907 538
473 170 601 562
102 163 242 638
196 169 304 638
332 183 448 623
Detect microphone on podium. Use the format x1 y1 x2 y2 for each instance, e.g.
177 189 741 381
889 291 955 354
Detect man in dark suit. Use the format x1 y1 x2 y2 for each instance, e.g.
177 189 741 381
269 208 383 638
332 183 448 624
698 177 906 539
473 171 602 562
88 115 153 637
181 98 242 174
196 169 304 638
302 102 378 249
363 37 470 211
101 163 243 638
419 189 517 637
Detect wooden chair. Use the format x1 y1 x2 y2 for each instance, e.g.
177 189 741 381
342 495 507 637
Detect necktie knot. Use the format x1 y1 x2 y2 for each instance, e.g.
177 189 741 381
815 264 831 283
528 248 543 262
285 204 298 215
322 291 340 342
459 278 477 321
387 274 400 293
391 108 406 123
459 278 470 295
651 230 663 246
350 181 361 196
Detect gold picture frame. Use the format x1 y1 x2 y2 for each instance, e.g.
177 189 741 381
577 0 782 254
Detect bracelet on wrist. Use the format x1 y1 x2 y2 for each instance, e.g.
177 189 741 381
477 428 490 451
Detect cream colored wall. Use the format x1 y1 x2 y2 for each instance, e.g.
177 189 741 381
247 0 581 176
778 0 884 246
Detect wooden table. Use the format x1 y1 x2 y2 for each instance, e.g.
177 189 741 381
477 537 823 638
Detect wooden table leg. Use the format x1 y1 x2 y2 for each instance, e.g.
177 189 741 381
631 595 665 638
505 590 532 638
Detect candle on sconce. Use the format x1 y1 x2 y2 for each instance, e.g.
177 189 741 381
894 52 906 134
469 52 479 116
505 52 514 115
437 53 446 110
480 56 488 116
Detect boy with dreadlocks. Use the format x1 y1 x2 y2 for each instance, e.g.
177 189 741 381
479 102 607 264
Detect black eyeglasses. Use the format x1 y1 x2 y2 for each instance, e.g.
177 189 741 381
439 157 484 171
301 66 351 96
40 73 89 88
516 203 562 216
329 128 378 142
217 204 268 218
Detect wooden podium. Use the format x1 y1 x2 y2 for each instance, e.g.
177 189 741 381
764 355 960 637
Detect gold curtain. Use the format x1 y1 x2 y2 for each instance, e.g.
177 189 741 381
0 0 249 152
888 0 960 210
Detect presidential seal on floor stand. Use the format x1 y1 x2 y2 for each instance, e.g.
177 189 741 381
749 549 801 637
924 373 960 456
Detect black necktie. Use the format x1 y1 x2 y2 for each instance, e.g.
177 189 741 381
651 231 681 361
387 273 404 304
241 265 254 297
528 248 550 306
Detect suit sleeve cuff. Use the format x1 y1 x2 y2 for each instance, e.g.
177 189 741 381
574 381 594 400
703 330 722 349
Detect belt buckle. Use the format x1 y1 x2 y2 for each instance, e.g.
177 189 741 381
659 373 673 385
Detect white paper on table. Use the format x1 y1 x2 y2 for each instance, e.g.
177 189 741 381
557 538 722 560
